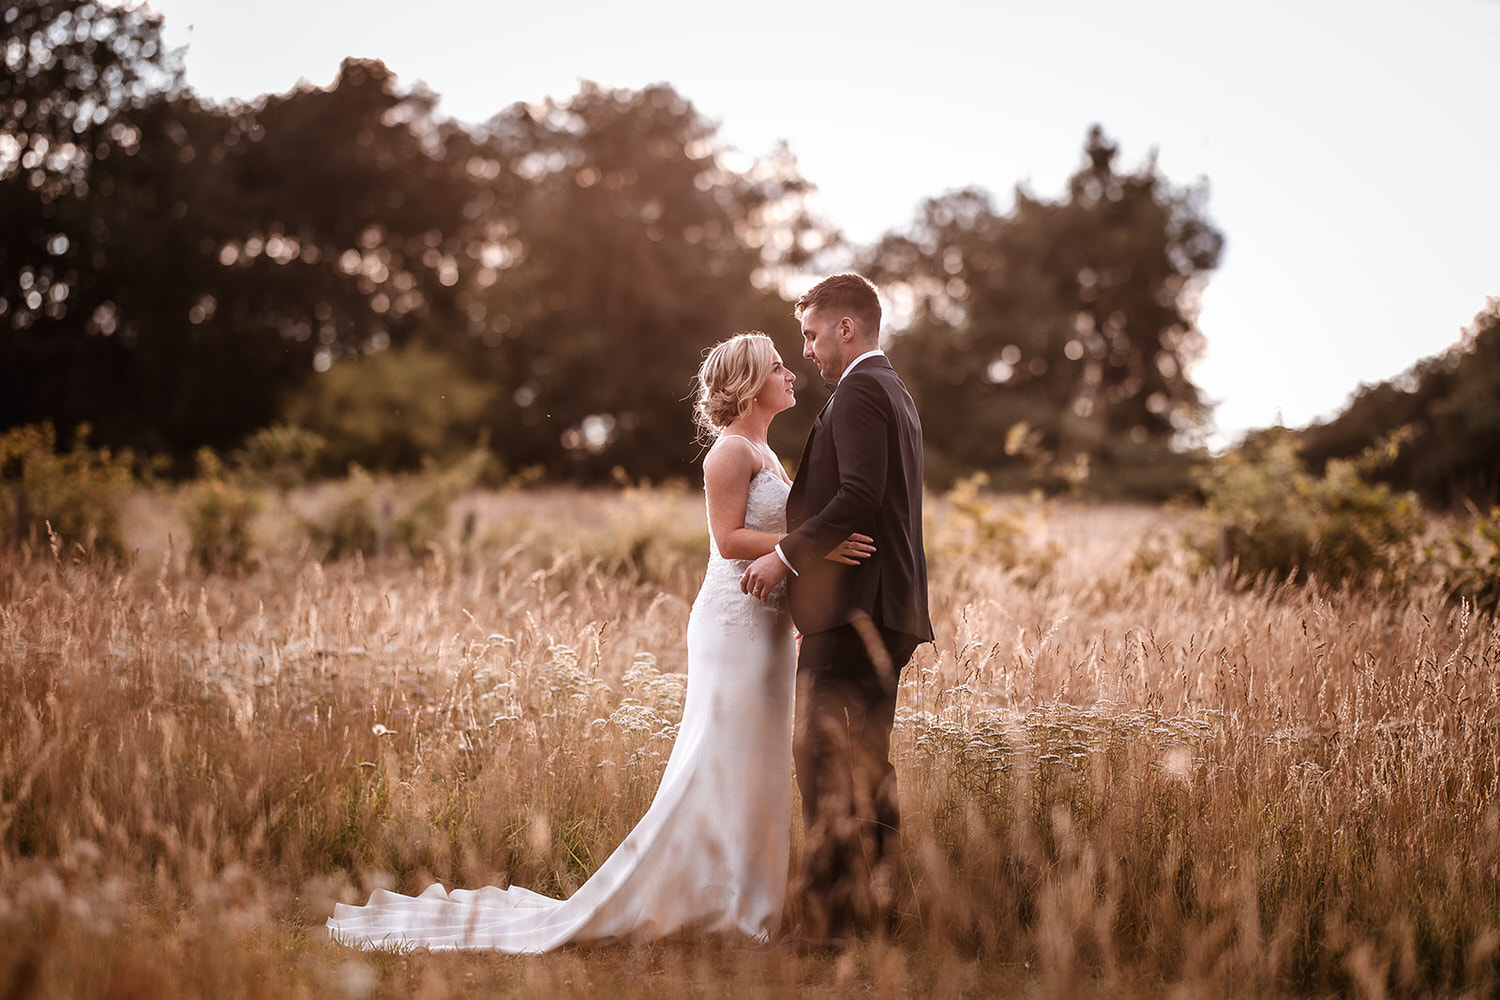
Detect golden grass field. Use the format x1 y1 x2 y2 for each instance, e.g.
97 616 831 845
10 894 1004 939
2 483 1497 998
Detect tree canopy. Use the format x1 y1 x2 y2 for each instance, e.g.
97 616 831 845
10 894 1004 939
2 0 829 480
865 127 1223 494
40 0 1476 500
1299 298 1500 506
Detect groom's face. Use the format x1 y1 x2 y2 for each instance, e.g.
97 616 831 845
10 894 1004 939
800 306 847 383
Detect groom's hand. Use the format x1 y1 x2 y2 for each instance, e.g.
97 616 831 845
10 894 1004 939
824 532 875 565
740 553 789 603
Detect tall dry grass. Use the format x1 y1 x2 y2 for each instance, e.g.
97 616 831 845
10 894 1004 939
1 485 1497 998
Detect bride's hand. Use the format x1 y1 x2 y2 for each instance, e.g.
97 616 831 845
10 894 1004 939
824 532 875 565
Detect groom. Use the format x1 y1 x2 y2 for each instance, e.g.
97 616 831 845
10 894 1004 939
741 272 932 941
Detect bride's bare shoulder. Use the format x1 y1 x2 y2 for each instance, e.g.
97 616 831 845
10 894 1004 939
704 436 762 503
704 434 757 472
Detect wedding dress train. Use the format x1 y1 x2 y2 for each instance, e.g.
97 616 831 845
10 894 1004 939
327 469 795 952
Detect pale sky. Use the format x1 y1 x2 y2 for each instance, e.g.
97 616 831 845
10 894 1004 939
146 0 1500 444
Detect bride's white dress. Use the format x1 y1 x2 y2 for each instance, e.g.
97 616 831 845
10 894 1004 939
326 468 796 952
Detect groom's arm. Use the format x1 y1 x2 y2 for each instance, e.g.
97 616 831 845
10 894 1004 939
778 373 890 574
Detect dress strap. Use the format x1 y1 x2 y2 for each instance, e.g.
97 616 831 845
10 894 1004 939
719 433 769 471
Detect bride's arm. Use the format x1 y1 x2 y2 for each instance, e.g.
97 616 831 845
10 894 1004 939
703 438 782 560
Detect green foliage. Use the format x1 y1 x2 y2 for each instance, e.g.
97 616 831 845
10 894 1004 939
462 82 824 482
300 450 491 560
4 37 825 483
302 466 382 559
0 423 137 558
231 424 328 493
602 475 708 585
183 449 261 572
390 450 494 554
1301 298 1500 505
1088 436 1206 502
285 343 493 474
928 474 1060 585
1430 506 1500 612
1192 430 1426 588
869 126 1222 495
302 467 382 559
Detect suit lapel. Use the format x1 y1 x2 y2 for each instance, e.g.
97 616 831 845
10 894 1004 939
788 383 835 525
789 359 892 519
812 381 837 428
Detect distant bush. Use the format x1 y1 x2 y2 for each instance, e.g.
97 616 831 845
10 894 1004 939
303 466 382 559
0 423 139 558
284 343 495 474
1299 298 1500 506
950 422 1202 503
929 473 1060 586
602 473 707 585
1192 430 1426 589
1430 505 1500 612
232 424 328 493
1087 438 1205 503
301 449 492 560
184 449 262 572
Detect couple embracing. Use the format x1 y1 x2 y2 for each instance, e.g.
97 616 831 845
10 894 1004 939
328 273 933 952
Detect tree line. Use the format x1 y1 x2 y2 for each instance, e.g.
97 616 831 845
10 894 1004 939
1296 299 1500 506
19 0 1488 502
3 1 814 480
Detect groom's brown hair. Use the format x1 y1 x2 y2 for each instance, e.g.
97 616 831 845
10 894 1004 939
795 273 881 339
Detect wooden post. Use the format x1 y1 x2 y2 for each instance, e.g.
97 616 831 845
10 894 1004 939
377 498 392 559
1215 525 1233 591
11 487 25 549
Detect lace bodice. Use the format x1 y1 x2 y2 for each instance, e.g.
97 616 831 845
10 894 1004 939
708 467 789 554
695 469 791 628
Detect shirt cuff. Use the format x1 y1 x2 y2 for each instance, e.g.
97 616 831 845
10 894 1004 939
774 542 797 576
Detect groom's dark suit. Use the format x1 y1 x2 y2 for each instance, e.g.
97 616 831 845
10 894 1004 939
778 352 932 938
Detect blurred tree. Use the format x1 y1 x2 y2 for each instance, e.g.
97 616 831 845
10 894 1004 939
0 0 177 198
4 31 827 479
1300 298 1500 506
866 126 1223 494
228 58 495 366
459 83 828 481
2 50 495 464
11 92 311 456
1 0 179 434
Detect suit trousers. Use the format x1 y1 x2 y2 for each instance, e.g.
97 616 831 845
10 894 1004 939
792 620 922 938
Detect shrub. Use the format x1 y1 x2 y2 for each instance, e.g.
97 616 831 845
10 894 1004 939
0 422 138 558
1088 437 1205 503
232 424 328 493
1192 429 1425 588
301 450 492 560
1431 504 1500 612
184 449 262 572
284 343 495 474
301 466 382 559
929 473 1060 586
603 473 707 585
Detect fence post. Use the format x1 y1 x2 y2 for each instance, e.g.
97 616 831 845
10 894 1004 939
1215 525 1233 591
11 487 25 549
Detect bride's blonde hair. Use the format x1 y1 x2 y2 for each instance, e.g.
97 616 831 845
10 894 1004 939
692 332 775 443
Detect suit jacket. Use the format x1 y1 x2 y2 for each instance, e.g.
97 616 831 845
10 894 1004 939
781 355 933 642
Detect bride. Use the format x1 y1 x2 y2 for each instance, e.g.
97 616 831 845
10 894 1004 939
326 331 873 952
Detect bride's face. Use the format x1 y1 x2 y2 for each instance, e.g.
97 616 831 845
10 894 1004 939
756 352 797 415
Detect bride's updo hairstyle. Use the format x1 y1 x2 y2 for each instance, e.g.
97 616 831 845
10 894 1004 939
693 332 775 442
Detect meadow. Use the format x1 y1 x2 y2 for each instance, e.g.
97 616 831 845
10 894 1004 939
2 482 1497 999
